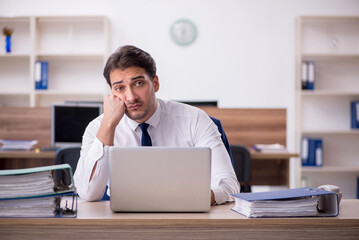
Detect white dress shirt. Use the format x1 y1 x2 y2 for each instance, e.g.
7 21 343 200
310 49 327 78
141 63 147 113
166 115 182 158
74 99 240 204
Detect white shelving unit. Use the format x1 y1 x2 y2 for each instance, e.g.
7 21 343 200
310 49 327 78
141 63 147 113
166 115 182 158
295 16 359 199
0 16 109 107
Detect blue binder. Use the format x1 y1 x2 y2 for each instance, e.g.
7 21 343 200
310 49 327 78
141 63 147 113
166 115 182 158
351 101 359 129
35 61 49 90
301 138 323 167
232 187 339 218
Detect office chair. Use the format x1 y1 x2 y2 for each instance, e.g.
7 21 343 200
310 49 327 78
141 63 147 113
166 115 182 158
55 147 80 187
209 116 233 162
230 145 252 192
55 147 110 201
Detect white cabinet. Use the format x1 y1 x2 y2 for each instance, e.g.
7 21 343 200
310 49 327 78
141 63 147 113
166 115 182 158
295 16 359 199
0 16 109 107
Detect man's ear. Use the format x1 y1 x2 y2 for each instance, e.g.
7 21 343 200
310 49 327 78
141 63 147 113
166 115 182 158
153 75 160 92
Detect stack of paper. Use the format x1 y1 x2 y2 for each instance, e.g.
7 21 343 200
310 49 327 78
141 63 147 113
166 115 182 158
0 171 55 198
233 196 318 218
0 164 77 218
0 139 38 150
0 196 57 218
252 143 287 153
232 187 339 218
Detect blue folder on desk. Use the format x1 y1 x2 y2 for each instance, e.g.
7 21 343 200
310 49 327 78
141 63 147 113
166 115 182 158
232 187 339 218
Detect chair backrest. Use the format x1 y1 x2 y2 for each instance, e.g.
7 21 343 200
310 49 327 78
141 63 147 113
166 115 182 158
55 147 81 186
54 147 110 200
209 116 233 162
230 144 252 192
55 147 81 173
211 117 251 192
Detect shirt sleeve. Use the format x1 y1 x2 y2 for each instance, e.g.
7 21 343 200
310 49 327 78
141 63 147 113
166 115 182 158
194 111 241 204
73 117 109 201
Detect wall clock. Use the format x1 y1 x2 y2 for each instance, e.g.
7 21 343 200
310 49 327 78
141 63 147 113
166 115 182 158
170 19 197 46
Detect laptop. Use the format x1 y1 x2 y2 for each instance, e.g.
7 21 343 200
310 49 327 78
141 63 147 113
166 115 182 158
109 147 211 212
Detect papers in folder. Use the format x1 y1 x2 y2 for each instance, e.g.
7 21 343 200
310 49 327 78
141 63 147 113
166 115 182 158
232 187 339 218
0 164 77 218
0 171 55 198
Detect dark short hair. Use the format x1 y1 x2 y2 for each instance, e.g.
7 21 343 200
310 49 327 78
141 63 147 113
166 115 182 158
103 45 157 87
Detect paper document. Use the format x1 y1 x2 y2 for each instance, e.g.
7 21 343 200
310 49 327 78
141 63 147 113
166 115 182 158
232 187 339 218
0 139 38 150
252 143 287 152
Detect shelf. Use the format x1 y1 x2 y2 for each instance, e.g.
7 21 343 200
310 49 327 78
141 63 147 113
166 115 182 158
302 54 359 61
302 130 359 135
37 16 106 22
0 54 30 59
0 15 109 107
36 53 105 60
0 92 30 95
301 90 359 96
34 90 105 96
302 166 359 173
301 16 359 22
296 16 359 198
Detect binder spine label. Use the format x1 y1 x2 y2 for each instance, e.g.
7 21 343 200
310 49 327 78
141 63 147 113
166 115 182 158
34 61 49 90
301 62 308 90
301 138 323 167
307 61 315 90
301 138 309 166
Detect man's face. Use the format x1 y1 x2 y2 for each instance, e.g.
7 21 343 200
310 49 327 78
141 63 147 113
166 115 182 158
110 67 159 123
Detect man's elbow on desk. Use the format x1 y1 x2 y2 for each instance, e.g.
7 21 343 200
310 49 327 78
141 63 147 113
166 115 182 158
76 183 106 202
74 171 107 202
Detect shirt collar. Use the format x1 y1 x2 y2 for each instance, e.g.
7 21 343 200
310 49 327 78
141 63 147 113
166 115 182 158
125 99 161 131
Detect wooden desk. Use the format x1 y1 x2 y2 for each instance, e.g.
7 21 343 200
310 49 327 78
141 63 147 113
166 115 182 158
0 150 55 159
0 150 55 169
1 200 358 240
250 151 299 187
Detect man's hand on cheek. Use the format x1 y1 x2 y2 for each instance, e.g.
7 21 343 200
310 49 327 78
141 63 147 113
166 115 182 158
103 94 126 128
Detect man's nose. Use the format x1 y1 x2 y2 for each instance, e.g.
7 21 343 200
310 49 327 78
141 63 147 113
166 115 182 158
125 87 138 102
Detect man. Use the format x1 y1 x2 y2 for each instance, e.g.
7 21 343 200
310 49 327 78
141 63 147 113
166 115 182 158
74 45 240 205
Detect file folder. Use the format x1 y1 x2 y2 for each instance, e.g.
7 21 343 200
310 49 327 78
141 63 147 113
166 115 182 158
0 164 77 218
232 187 339 218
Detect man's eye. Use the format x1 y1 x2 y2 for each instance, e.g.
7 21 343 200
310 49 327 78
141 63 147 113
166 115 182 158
115 86 124 91
135 81 143 86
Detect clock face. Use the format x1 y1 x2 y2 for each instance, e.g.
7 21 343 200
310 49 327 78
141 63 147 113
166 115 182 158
170 19 197 46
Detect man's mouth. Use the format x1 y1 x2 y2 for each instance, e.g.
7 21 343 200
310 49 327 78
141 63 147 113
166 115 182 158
127 103 142 110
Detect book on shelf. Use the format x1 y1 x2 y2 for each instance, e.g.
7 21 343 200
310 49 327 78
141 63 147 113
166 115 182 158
34 61 48 90
351 100 359 129
0 164 77 218
301 138 323 167
231 187 339 218
301 61 316 90
0 139 38 150
252 143 287 153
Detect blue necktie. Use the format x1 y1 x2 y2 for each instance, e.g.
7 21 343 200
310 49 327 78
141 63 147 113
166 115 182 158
139 123 152 146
